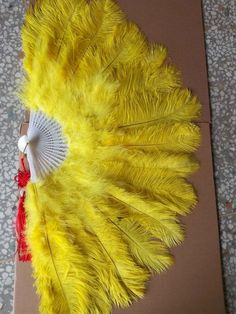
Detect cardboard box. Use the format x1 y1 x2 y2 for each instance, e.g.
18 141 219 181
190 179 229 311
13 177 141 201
14 1 226 313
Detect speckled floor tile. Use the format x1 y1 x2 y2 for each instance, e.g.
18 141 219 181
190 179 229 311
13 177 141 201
0 1 235 314
203 0 236 313
221 214 236 313
0 262 15 314
0 0 25 313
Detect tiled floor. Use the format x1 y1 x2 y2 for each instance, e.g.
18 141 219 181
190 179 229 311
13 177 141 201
0 1 24 313
0 0 235 313
203 0 236 312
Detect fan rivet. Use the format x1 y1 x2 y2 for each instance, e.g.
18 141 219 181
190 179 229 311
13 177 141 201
18 135 29 154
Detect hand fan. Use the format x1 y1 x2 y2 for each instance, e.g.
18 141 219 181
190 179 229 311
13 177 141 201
18 110 67 182
18 0 201 313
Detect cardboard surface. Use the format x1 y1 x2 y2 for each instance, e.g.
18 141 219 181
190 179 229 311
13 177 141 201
14 1 225 313
14 262 39 314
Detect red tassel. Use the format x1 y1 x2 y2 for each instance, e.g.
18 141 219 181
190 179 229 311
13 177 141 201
14 157 31 262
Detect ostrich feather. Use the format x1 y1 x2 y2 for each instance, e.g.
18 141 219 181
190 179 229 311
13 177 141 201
20 0 201 313
114 218 173 272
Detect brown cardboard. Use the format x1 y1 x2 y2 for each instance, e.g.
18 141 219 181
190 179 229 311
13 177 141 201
14 1 225 313
14 262 39 314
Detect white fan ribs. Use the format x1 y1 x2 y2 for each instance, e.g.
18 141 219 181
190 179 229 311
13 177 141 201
18 111 68 182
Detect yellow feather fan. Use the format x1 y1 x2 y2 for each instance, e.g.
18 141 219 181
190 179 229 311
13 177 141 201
20 0 201 313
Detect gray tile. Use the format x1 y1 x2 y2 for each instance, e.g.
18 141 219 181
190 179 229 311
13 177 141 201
203 0 236 313
0 0 24 313
0 261 15 314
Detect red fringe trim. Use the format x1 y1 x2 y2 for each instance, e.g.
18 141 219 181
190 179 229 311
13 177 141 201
15 158 31 262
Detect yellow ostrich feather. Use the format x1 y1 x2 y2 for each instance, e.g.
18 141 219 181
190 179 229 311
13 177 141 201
21 0 201 313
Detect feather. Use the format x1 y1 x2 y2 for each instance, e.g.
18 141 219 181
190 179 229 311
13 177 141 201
97 204 173 273
108 184 186 246
102 150 199 178
81 200 150 307
116 219 173 272
107 122 200 153
25 184 110 314
103 156 198 215
20 0 201 312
